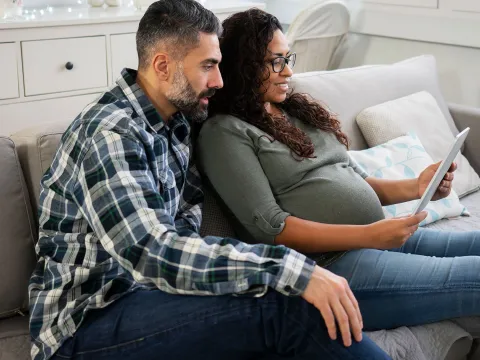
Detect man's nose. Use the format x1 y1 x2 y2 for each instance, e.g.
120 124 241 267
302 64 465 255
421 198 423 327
209 67 224 89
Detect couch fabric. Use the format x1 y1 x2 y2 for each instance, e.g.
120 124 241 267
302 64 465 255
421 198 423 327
291 55 460 151
1 55 479 360
0 137 36 320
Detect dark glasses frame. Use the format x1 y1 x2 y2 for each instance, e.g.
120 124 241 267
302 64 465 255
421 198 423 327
269 53 297 73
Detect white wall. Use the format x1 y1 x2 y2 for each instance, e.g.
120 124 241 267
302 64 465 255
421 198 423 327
338 34 480 108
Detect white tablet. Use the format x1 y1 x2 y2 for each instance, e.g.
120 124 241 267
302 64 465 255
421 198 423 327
412 127 470 215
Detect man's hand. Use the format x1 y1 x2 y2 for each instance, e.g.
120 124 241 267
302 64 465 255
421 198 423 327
301 265 363 347
418 162 457 201
365 212 428 249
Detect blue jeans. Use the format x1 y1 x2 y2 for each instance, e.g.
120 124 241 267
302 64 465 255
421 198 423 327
326 228 480 331
51 288 391 360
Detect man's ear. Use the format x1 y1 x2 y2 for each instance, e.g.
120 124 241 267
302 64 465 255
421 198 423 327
152 53 171 81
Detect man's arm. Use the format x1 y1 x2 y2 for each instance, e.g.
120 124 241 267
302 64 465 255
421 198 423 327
174 163 203 234
73 129 314 296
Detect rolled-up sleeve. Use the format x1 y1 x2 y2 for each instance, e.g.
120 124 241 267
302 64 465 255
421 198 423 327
198 117 290 245
348 154 369 179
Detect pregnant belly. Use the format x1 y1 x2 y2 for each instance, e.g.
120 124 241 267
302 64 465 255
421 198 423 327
276 173 385 225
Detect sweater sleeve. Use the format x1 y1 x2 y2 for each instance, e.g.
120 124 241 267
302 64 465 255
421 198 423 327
197 116 290 245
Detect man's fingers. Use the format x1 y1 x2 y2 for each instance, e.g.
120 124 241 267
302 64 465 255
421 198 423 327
331 299 352 347
341 292 363 343
346 286 362 328
319 302 337 341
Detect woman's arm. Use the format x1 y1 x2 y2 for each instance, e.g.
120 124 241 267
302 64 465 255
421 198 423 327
365 177 419 206
275 216 371 252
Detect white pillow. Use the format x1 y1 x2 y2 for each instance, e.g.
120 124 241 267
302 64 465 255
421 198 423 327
349 133 469 226
356 91 480 198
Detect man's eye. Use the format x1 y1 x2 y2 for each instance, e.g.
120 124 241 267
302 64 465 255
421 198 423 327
204 65 213 71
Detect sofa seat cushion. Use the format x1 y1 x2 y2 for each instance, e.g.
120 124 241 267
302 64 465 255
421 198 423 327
426 190 480 232
0 316 30 360
0 137 37 320
0 335 30 360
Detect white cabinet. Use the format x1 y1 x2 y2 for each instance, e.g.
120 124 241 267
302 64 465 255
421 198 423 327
0 43 19 100
0 3 265 136
111 33 138 79
365 0 438 8
22 36 108 96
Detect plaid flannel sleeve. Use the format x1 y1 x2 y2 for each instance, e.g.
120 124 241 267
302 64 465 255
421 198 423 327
74 130 315 296
174 164 203 235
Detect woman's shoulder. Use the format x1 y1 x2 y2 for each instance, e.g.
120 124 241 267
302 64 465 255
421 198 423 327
201 113 262 136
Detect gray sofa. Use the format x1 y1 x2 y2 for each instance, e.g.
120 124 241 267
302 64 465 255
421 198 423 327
1 55 479 360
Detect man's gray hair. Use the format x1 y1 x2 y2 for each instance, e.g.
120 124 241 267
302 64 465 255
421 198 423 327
136 0 222 70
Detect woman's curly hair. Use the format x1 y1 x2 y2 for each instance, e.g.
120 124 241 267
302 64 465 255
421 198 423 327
209 8 349 158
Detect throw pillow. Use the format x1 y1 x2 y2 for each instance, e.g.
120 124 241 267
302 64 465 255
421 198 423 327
349 133 469 226
355 91 480 198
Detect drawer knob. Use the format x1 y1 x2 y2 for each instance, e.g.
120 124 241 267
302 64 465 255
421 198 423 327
65 62 74 70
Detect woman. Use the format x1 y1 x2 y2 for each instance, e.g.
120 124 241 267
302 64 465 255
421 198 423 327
198 8 480 347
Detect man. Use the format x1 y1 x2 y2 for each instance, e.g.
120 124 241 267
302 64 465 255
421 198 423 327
29 1 391 359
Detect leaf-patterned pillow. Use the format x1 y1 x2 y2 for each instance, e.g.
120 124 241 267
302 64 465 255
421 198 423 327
349 133 469 226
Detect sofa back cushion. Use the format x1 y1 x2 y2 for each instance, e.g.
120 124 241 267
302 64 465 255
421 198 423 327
11 122 71 227
0 137 37 319
290 55 458 150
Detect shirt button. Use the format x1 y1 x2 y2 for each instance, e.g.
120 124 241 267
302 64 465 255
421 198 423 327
284 285 292 292
253 216 259 221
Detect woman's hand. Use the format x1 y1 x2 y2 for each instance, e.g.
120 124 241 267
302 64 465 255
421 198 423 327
418 162 457 201
301 265 363 347
365 212 428 249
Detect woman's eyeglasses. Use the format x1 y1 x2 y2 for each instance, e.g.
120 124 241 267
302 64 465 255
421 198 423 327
270 53 297 73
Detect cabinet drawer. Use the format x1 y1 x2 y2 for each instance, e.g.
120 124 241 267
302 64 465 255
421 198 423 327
111 33 138 80
22 37 108 96
0 43 19 100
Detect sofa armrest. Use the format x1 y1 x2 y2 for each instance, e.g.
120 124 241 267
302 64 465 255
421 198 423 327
449 103 480 175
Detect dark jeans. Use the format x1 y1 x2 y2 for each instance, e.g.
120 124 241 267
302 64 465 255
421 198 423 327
52 289 391 360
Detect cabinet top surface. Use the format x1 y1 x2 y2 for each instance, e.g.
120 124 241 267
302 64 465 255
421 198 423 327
0 1 265 29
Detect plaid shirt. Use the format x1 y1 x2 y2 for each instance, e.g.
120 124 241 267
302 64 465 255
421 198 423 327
29 69 315 360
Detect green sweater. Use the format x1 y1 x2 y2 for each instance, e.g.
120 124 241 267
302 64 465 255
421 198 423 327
198 114 385 264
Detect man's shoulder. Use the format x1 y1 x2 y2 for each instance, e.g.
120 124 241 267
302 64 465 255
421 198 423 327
71 88 146 144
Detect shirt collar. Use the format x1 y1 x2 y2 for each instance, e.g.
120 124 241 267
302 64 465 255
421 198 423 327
117 68 190 135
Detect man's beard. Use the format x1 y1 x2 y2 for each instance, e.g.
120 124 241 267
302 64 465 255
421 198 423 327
166 68 216 123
